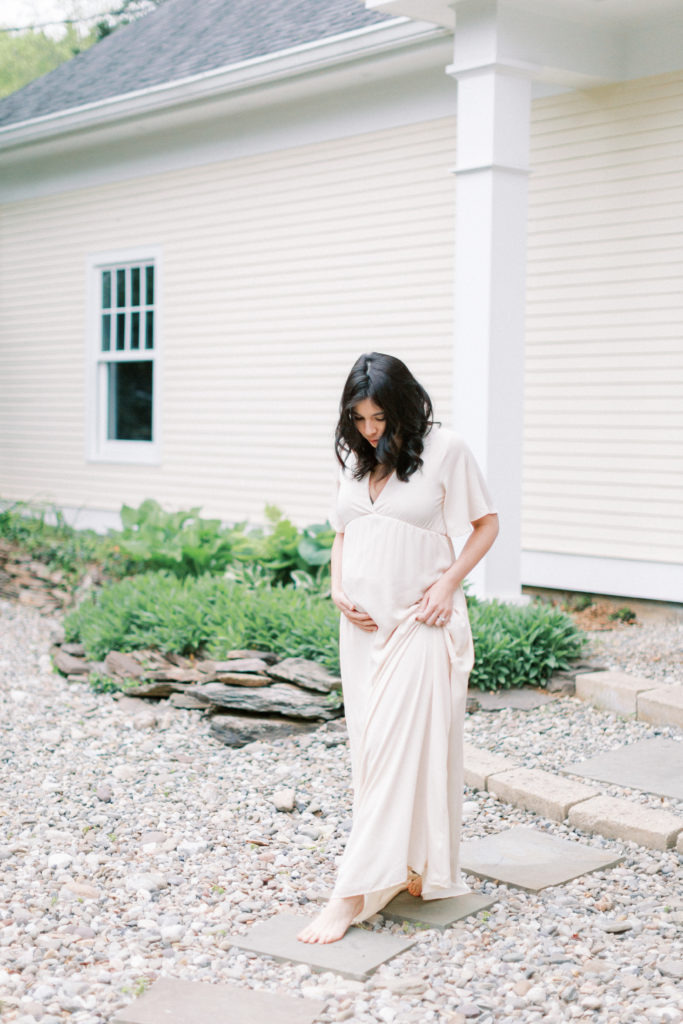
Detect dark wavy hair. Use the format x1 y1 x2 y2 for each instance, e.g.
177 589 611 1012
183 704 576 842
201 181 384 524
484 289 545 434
334 352 435 481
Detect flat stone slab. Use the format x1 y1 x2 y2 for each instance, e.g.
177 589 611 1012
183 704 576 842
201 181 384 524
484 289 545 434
381 890 495 929
487 766 599 821
474 687 559 711
463 743 517 790
564 738 683 801
637 685 683 729
460 826 622 891
187 681 342 720
209 713 318 748
568 795 683 851
229 912 416 980
265 657 342 693
111 977 324 1024
575 670 656 716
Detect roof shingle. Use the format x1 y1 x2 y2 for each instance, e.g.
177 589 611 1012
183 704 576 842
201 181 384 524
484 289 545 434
0 0 393 129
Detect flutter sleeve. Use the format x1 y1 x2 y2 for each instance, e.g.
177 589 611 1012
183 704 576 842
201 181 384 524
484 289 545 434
442 434 497 538
328 464 345 533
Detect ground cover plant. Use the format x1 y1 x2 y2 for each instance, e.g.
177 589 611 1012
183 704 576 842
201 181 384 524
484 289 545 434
64 570 341 672
0 500 114 582
3 497 588 691
64 571 587 690
0 498 334 586
467 596 587 691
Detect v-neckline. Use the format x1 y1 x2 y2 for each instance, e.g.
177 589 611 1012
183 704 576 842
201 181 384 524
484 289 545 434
368 468 395 506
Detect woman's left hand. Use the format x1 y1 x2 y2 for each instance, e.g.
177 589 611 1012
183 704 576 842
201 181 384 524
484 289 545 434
415 573 459 627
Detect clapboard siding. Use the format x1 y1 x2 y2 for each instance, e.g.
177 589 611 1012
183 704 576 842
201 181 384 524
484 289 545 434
0 116 458 524
523 70 683 566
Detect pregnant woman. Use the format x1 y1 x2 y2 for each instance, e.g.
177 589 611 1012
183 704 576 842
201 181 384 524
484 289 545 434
297 352 499 944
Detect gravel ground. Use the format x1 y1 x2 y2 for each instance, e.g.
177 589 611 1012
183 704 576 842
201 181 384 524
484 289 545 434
586 622 683 687
1 599 682 1024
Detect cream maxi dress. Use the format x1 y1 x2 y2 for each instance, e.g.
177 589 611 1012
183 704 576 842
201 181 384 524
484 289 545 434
328 425 497 923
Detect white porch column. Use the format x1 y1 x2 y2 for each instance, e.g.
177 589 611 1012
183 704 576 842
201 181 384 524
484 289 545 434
447 0 531 602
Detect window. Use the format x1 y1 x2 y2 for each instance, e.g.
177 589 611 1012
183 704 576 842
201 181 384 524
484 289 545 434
87 249 161 463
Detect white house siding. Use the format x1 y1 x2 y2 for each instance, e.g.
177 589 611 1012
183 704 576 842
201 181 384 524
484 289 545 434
0 116 457 528
524 70 683 574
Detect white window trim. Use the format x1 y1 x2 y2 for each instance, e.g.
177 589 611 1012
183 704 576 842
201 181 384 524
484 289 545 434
85 246 162 465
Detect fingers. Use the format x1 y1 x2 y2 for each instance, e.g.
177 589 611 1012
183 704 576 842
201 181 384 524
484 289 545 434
416 605 452 627
339 604 378 631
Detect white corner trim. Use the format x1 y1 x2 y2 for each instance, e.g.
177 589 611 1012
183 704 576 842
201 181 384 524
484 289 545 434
522 549 683 604
0 19 448 151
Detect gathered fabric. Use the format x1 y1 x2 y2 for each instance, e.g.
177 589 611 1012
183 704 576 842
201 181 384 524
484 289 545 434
328 427 497 922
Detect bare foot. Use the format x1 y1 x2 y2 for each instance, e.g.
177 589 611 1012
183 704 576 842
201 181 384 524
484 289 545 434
407 868 422 898
297 895 364 944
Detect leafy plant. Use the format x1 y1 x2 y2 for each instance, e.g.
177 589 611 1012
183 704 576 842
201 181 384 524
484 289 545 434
468 597 587 692
64 571 342 672
115 499 238 578
87 671 121 695
0 500 111 580
608 606 636 623
231 505 333 585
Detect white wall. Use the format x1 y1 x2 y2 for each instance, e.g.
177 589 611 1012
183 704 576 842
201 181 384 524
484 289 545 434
0 116 458 527
523 70 683 584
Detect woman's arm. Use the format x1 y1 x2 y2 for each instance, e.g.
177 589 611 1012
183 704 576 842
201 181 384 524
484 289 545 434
415 513 499 626
330 532 378 632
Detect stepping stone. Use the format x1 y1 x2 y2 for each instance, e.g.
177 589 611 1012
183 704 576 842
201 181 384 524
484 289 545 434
381 890 495 929
460 826 622 891
563 738 683 801
229 912 416 980
474 687 559 711
111 977 324 1024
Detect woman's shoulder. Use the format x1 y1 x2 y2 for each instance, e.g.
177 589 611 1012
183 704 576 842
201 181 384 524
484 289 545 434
423 424 469 460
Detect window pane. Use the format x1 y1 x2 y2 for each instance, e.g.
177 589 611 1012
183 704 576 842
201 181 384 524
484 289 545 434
131 267 140 307
101 314 111 351
145 265 154 306
116 269 126 307
145 310 154 349
107 361 153 441
116 312 126 350
102 271 111 309
131 312 140 350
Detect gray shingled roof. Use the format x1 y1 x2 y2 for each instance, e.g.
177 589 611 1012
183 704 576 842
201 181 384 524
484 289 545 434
0 0 394 129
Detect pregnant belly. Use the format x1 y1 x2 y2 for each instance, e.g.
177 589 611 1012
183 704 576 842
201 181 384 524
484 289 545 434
341 517 454 633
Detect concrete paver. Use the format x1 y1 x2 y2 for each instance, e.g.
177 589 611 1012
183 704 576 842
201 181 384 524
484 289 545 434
637 685 683 728
486 766 599 821
111 977 325 1024
568 795 683 851
564 737 683 801
381 890 496 929
462 742 517 790
474 687 559 711
460 826 622 891
574 670 656 716
229 912 417 980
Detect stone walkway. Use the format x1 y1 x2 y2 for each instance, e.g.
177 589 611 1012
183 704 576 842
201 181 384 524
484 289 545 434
0 599 682 1024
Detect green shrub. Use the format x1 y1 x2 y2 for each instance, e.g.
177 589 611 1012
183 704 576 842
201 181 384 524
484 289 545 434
115 499 239 578
113 500 333 585
230 505 333 585
608 605 636 624
64 571 586 692
0 500 112 580
64 571 341 672
468 597 587 691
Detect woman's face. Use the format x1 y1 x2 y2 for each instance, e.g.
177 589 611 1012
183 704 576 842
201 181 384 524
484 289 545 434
352 397 386 447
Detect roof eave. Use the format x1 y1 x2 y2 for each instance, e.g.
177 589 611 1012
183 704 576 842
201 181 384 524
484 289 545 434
0 18 449 152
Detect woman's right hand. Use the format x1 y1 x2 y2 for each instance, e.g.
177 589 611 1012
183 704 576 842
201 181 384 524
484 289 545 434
332 588 378 632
